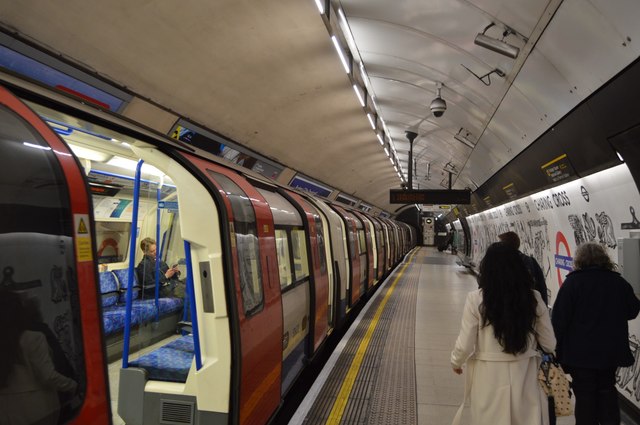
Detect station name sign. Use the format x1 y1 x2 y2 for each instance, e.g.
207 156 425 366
389 189 471 204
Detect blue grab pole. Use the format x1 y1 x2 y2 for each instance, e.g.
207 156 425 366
122 159 144 369
183 240 202 370
154 186 161 321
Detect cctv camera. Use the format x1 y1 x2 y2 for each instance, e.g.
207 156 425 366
431 96 447 118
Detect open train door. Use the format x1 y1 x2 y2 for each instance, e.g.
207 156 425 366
0 85 111 424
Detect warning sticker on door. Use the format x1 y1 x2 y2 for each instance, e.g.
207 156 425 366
74 214 93 262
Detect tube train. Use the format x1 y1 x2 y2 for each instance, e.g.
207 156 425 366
0 78 416 425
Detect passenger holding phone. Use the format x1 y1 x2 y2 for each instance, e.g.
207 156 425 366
136 237 181 298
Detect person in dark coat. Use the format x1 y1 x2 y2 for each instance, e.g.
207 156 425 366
498 231 549 305
136 237 181 297
552 242 640 424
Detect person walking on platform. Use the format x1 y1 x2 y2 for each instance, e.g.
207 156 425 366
499 231 549 306
451 242 556 425
552 242 640 425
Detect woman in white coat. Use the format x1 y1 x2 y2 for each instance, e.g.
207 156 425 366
451 242 556 425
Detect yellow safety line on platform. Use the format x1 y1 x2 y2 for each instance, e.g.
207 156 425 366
325 248 419 425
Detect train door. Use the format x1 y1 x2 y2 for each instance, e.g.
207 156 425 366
283 190 331 354
253 186 311 395
0 85 111 424
383 218 397 265
188 161 282 425
330 205 362 307
306 197 349 326
370 217 386 279
353 211 376 290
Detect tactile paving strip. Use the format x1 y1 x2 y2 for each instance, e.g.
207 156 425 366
302 249 422 425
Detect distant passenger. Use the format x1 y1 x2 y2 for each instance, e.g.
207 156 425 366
552 242 640 424
499 231 549 306
136 237 181 298
0 290 78 425
451 242 556 425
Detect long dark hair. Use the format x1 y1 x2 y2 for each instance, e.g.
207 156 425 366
478 242 537 354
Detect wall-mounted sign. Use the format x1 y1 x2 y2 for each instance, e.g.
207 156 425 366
389 189 471 204
541 153 575 184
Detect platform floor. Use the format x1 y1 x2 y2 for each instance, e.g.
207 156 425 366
290 246 576 425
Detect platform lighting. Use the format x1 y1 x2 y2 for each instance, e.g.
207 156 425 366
384 147 389 157
389 157 394 165
359 62 367 86
370 95 378 110
474 23 520 59
314 0 324 14
367 113 376 130
353 84 365 107
377 133 384 145
394 165 398 172
331 36 351 74
338 7 347 25
617 151 624 162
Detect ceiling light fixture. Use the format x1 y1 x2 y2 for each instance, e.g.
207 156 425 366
353 84 365 107
331 35 351 74
474 23 520 59
367 113 376 130
377 133 384 145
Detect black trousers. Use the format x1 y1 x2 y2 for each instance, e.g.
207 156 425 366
566 366 620 425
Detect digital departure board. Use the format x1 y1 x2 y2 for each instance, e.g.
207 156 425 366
389 189 471 204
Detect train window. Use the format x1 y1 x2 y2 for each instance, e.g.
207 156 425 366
95 220 131 263
358 230 367 254
207 171 263 315
291 228 309 281
315 218 327 275
275 229 292 288
349 231 357 260
0 105 85 423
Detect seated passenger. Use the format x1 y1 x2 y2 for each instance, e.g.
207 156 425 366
136 237 181 298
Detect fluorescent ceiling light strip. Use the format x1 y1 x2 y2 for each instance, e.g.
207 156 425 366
352 84 365 107
384 147 389 157
314 0 324 14
389 157 394 165
331 36 350 74
367 113 376 130
394 165 398 172
370 96 378 110
338 7 346 25
376 133 384 145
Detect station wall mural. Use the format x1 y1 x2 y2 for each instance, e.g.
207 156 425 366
464 164 640 407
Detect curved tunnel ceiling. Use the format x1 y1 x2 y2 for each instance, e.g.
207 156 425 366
0 0 639 214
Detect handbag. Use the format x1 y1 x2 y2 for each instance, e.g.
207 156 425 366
538 353 573 416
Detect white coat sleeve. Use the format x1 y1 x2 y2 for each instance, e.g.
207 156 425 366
533 290 556 354
451 291 479 368
22 331 78 393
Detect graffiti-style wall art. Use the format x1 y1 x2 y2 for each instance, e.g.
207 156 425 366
464 164 640 406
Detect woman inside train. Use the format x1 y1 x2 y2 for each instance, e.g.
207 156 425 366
451 242 556 424
136 237 183 298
